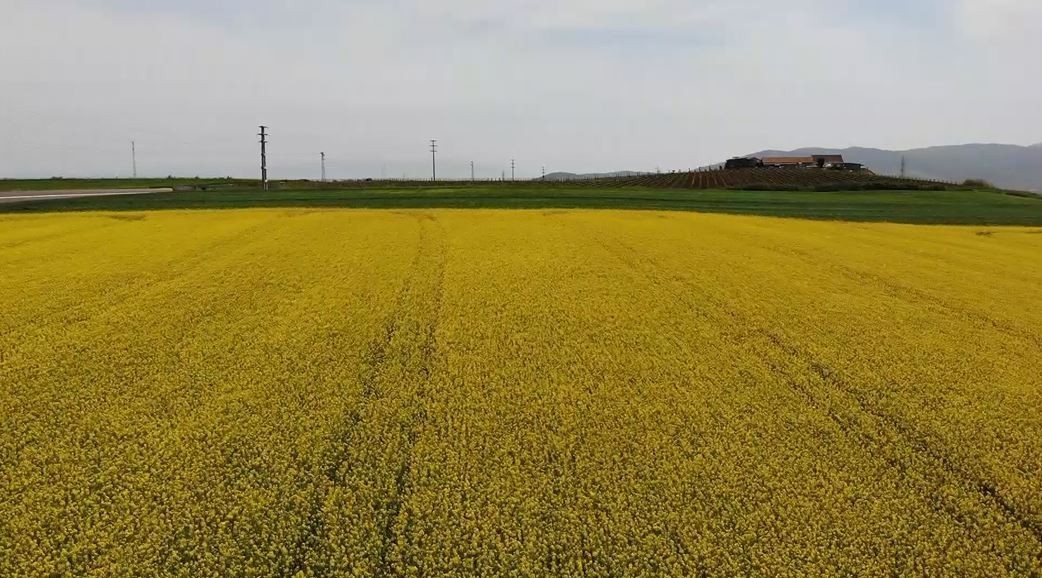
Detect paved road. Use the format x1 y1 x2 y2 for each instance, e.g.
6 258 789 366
0 188 174 204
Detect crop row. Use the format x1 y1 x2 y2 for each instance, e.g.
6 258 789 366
584 167 953 190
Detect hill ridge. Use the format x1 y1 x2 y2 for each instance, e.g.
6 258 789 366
747 143 1042 191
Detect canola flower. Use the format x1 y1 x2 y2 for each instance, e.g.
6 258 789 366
1 208 1041 576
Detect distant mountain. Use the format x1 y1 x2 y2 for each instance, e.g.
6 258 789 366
747 144 1042 191
542 171 648 181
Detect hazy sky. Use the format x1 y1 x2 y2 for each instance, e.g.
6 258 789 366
2 0 1040 179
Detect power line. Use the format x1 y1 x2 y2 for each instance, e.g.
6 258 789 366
259 126 269 191
430 139 438 182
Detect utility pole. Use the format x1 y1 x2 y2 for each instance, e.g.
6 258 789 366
541 166 546 180
131 141 137 179
320 152 327 182
470 161 475 181
900 155 907 178
511 159 516 182
259 126 269 191
430 139 438 182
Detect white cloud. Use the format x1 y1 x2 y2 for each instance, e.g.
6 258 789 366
957 0 1042 40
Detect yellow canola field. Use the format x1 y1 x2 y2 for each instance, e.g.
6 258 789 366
1 209 1041 576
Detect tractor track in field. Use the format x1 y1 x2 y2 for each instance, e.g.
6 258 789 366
755 327 1042 552
286 213 447 576
375 215 446 578
586 227 1042 559
751 240 1042 352
0 216 285 350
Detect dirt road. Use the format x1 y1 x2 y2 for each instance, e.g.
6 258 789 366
0 188 174 205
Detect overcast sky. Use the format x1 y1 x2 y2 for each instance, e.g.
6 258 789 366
1 0 1039 179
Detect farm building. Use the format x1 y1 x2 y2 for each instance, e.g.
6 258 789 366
812 155 845 167
828 162 864 171
761 156 817 168
725 157 763 170
724 153 863 171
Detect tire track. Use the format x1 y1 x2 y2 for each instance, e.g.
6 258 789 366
756 327 1042 550
755 240 1042 351
0 216 287 348
285 212 447 576
586 228 1042 559
376 215 446 578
